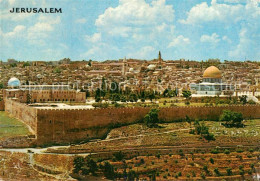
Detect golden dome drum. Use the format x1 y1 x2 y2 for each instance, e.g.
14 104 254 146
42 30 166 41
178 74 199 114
203 66 221 78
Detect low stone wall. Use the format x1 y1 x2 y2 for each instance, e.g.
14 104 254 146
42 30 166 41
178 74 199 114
0 135 36 148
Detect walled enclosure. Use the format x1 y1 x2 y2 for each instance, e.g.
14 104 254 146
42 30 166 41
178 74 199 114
3 99 260 145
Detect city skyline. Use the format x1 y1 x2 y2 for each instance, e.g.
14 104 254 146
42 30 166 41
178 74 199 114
0 0 260 61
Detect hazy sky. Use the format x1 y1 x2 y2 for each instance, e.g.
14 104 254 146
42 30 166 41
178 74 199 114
0 0 259 61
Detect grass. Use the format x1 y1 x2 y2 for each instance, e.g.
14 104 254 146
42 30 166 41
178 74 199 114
0 111 30 139
207 119 260 137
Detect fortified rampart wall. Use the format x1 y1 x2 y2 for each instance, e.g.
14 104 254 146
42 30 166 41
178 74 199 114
159 105 260 122
36 107 150 144
3 99 260 145
4 99 37 134
36 105 260 145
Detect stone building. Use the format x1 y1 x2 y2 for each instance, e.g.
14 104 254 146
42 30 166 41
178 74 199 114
190 66 234 96
4 79 86 103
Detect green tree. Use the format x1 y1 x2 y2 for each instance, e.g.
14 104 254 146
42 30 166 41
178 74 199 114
163 88 169 97
129 93 138 102
144 108 160 127
120 95 127 102
113 151 124 161
95 88 101 102
103 161 115 180
26 92 31 104
23 62 30 67
101 77 107 98
219 110 243 127
86 90 90 98
86 158 98 176
239 95 247 104
214 168 221 176
0 83 4 89
88 59 92 66
182 90 191 100
73 156 84 174
226 167 232 176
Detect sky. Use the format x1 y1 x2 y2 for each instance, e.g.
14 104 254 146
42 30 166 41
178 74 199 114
0 0 259 61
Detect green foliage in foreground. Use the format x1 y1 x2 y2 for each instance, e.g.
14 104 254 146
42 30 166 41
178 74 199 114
219 110 244 127
190 120 215 141
144 108 160 128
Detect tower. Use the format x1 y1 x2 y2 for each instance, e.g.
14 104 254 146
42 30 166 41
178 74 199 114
122 57 127 76
158 51 162 65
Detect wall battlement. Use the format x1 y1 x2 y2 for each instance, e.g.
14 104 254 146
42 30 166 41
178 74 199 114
3 99 260 145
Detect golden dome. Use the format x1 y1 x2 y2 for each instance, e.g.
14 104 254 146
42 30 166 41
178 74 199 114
203 66 221 78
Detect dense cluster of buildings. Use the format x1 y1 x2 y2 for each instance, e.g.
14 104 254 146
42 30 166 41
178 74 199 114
0 53 260 101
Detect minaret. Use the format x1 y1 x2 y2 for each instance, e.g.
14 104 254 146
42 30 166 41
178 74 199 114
122 57 127 76
158 51 162 65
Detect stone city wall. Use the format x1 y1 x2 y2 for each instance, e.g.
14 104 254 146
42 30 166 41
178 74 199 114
0 100 4 111
36 105 260 145
4 99 37 134
36 107 150 144
4 99 260 145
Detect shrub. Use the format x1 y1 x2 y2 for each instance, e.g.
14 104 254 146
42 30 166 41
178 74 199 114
226 167 232 176
236 155 243 160
224 149 230 154
191 171 196 177
236 148 244 153
249 148 254 153
113 151 125 161
211 149 219 154
203 165 209 174
209 158 214 164
250 163 255 169
248 169 252 175
140 158 145 164
103 162 115 179
200 172 206 179
156 153 161 159
239 169 245 176
144 108 160 128
73 156 84 174
219 110 243 127
214 168 221 176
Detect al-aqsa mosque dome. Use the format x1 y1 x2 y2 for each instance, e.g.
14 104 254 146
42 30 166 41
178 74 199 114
203 66 222 79
8 77 21 88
